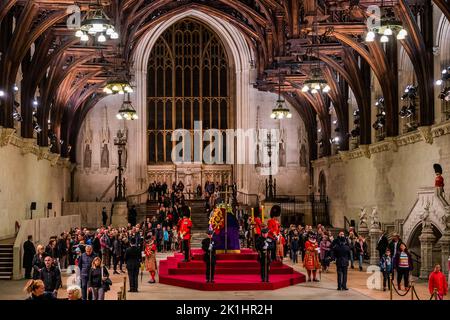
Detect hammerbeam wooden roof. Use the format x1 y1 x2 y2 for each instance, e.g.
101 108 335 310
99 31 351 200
0 0 447 161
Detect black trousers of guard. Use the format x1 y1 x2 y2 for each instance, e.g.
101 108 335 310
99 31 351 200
183 239 190 261
205 258 216 282
259 255 270 282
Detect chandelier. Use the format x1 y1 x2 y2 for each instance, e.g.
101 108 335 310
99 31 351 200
75 2 118 42
301 4 329 94
116 94 138 120
302 67 330 94
103 80 133 95
270 70 292 119
436 67 450 102
365 7 407 42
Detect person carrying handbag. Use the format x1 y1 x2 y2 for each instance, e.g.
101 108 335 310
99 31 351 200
88 257 111 300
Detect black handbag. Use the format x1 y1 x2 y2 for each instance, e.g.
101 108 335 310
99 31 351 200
101 267 112 291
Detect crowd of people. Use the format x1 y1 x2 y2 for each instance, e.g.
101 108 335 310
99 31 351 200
21 182 448 300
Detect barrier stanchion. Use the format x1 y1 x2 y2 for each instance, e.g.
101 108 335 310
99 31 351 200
390 278 393 300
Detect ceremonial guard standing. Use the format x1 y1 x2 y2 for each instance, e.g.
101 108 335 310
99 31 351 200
201 230 216 283
256 228 271 282
144 238 157 283
179 206 193 262
267 205 281 261
252 208 262 246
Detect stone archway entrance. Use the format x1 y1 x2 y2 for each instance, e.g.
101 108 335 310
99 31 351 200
407 223 442 277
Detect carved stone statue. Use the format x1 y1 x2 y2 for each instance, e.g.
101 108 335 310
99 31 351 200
359 207 368 228
441 206 450 231
300 144 307 167
101 143 109 168
83 144 92 168
420 202 432 230
370 206 380 229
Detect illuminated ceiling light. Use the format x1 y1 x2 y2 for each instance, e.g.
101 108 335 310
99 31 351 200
76 5 118 42
0 90 5 97
116 95 138 121
80 33 89 42
104 80 133 95
435 79 443 86
270 70 292 120
442 69 448 74
33 99 38 106
365 31 375 42
13 84 19 92
366 8 407 43
97 33 106 43
303 68 329 93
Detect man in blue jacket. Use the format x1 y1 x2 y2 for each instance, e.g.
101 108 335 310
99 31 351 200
78 245 96 300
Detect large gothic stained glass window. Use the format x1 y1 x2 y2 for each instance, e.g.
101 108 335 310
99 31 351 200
147 19 231 164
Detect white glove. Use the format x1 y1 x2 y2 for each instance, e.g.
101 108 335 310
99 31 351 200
208 244 213 251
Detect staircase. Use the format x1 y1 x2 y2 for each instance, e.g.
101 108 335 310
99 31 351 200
135 201 160 223
0 244 13 280
188 199 209 233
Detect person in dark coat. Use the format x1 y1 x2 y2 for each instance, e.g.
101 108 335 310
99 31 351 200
101 207 108 226
23 235 36 279
78 245 96 300
256 228 272 282
39 256 62 298
376 232 389 259
32 245 47 280
128 205 138 226
125 237 141 292
332 231 351 290
201 230 216 283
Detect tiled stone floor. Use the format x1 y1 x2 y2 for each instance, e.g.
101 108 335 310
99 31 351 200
1 252 447 300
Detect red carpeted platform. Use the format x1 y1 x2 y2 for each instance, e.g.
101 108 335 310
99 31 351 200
158 248 306 291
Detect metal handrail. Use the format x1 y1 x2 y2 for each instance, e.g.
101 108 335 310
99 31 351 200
99 178 116 202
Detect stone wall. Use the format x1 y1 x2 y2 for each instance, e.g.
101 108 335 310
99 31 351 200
62 202 113 229
74 88 310 202
13 215 81 279
312 122 450 228
0 131 71 239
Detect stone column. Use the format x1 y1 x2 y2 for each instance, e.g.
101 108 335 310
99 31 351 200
112 201 128 228
358 224 369 243
419 224 436 279
439 231 450 276
369 225 383 265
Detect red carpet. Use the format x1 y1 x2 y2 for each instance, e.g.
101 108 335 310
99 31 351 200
159 248 306 291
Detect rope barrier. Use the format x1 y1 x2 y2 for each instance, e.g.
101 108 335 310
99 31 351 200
389 277 439 300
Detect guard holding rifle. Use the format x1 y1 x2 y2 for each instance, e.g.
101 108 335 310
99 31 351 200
256 228 272 282
201 230 216 283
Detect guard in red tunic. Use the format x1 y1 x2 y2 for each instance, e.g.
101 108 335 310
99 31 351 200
434 164 445 196
252 207 263 246
267 205 281 261
179 206 193 262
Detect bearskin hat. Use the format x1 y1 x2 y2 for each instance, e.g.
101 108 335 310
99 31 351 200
181 205 191 218
270 205 281 218
253 206 260 218
434 163 443 174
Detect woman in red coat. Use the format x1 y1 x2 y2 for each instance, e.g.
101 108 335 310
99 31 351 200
428 264 448 300
303 234 321 282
